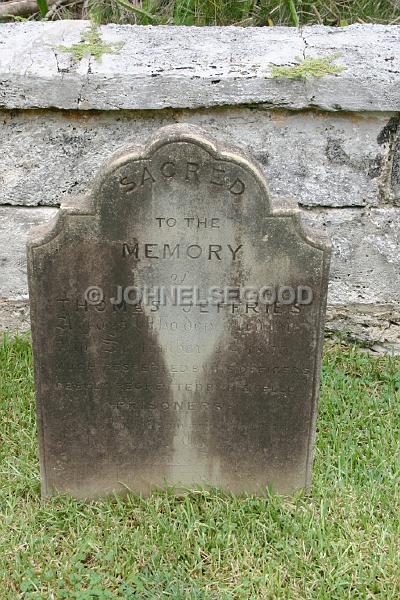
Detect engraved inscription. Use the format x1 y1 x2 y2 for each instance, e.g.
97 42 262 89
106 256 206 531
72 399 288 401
119 160 246 196
121 241 243 260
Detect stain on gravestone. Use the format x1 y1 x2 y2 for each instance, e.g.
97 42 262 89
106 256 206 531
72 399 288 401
28 124 331 498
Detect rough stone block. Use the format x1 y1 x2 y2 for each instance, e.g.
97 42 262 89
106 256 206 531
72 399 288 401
0 108 392 208
1 22 399 111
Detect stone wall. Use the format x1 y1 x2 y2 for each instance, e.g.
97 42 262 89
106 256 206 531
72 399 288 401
0 21 399 350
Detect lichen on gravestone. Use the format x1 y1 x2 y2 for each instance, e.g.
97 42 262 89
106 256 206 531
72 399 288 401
57 22 124 62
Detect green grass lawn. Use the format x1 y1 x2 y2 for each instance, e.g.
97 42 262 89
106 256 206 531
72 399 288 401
0 335 399 598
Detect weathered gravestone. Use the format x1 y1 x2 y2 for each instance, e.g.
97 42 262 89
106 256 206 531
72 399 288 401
28 124 331 498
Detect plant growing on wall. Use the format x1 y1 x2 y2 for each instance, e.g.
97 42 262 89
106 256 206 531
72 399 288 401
57 22 124 62
270 53 345 79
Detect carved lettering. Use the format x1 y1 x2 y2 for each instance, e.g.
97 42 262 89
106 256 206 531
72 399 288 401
185 162 200 182
161 161 176 178
122 242 243 260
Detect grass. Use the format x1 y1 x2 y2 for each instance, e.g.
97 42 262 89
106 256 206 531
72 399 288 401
3 0 399 26
83 0 400 26
0 335 399 598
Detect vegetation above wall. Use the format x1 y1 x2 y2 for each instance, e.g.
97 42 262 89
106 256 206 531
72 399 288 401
0 0 399 26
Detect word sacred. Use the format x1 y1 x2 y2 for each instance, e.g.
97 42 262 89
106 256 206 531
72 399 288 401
119 161 246 195
122 242 243 261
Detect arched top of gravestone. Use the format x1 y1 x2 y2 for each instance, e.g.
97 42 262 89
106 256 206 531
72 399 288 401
27 124 329 254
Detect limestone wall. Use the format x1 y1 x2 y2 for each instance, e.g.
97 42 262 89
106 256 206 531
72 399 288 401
0 21 399 350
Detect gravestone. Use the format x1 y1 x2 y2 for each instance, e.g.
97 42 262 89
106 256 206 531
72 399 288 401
28 124 330 498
